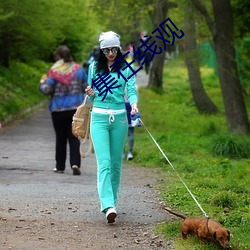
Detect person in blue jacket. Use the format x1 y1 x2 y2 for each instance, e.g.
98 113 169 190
39 45 87 175
85 31 139 223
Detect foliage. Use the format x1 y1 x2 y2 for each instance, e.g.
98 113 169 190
92 0 155 47
236 37 250 95
0 0 100 66
176 0 212 41
232 0 250 95
232 0 250 39
128 58 250 249
0 60 49 122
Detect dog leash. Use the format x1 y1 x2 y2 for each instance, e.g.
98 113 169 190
139 118 209 218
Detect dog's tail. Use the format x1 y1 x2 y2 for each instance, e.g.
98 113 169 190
162 206 187 220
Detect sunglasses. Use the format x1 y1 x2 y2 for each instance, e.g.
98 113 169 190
102 47 119 55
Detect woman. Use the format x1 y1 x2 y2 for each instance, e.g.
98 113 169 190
39 45 88 175
85 31 138 223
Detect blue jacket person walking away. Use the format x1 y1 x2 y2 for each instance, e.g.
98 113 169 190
39 45 87 175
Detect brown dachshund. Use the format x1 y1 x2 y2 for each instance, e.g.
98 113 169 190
162 207 231 249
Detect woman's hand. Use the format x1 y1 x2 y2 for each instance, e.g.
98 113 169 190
85 85 95 97
40 74 47 84
131 103 138 116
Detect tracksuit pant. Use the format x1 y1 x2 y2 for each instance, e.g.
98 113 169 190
90 110 128 212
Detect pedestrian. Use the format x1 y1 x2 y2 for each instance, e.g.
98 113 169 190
86 46 99 71
124 52 138 161
85 31 139 223
39 45 88 175
141 46 152 74
125 101 135 160
88 46 99 63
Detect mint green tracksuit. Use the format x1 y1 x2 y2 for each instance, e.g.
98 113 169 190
88 62 138 212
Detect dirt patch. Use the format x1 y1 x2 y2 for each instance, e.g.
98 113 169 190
0 216 174 250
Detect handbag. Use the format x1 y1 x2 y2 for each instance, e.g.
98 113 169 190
72 95 93 158
72 61 96 158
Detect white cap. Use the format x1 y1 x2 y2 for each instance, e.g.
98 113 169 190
99 31 121 49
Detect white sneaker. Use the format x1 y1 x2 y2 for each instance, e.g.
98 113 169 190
105 207 117 223
127 152 133 160
53 168 64 173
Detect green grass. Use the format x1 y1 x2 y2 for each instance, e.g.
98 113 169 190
128 58 250 250
0 60 50 123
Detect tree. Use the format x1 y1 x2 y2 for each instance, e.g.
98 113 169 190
147 0 169 89
191 0 250 134
148 0 180 89
184 1 218 114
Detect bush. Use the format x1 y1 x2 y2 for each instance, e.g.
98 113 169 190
210 135 250 159
0 60 49 122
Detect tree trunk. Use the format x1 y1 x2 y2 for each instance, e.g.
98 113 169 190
147 0 168 89
191 0 250 134
212 0 250 134
184 2 218 114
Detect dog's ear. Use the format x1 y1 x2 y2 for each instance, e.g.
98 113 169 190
227 230 230 240
213 231 217 240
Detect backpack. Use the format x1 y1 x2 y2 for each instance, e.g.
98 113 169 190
72 93 93 158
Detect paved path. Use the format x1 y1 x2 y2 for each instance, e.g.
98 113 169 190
0 71 173 249
135 68 149 88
